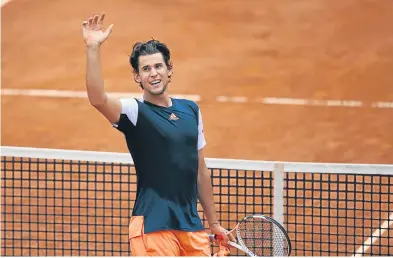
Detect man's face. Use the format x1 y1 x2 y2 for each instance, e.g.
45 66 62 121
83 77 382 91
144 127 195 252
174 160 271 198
134 53 172 96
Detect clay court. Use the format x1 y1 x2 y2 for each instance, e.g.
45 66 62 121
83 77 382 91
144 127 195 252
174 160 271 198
1 0 393 256
2 0 393 163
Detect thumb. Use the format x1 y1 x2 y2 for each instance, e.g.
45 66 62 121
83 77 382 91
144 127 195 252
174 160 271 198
222 233 230 242
104 24 114 37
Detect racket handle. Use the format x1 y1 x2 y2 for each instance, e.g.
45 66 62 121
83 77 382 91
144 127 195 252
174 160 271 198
209 234 224 241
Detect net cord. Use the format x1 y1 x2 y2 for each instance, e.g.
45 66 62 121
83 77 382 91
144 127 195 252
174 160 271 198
1 146 393 175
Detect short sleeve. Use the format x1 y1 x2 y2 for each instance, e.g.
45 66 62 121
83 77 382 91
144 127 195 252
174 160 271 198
120 98 138 125
112 98 138 132
197 109 207 150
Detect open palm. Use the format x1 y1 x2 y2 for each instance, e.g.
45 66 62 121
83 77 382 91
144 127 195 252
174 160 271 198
82 13 113 47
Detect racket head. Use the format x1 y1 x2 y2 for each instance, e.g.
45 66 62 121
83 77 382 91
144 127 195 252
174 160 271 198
235 215 292 257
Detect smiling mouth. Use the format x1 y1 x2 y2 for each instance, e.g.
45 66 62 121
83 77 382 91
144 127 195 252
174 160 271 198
150 80 161 86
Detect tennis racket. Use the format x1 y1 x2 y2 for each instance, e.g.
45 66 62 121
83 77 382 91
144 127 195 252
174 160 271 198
210 215 291 257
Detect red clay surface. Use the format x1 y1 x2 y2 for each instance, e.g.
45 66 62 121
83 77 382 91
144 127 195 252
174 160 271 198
1 0 393 256
2 0 393 164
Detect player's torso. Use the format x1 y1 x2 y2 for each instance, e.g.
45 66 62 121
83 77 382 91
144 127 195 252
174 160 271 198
127 99 203 233
127 99 200 194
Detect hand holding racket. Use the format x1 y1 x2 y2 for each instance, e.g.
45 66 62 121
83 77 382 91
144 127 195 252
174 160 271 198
210 215 292 257
210 222 237 248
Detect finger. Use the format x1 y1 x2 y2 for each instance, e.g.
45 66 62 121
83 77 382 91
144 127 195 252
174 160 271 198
215 233 231 243
93 15 100 26
214 233 228 244
222 234 230 243
213 234 226 246
99 12 105 24
228 233 236 242
219 238 231 249
88 17 93 27
104 24 114 36
82 21 88 28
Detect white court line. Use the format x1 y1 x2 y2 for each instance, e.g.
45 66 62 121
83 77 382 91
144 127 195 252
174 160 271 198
372 101 393 109
1 88 201 102
258 97 363 107
218 95 392 108
2 88 393 108
353 212 393 256
216 96 248 103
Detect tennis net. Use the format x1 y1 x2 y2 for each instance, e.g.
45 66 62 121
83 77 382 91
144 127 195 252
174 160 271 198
1 146 392 256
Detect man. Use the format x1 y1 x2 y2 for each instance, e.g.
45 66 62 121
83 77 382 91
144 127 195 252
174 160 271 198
81 13 234 256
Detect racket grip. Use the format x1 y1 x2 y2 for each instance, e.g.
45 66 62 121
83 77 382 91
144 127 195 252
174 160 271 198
209 234 224 241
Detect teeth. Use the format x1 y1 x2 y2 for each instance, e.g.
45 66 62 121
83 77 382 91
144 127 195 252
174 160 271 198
151 80 160 85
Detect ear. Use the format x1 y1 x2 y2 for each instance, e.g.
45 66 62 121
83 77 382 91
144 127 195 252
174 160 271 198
167 60 173 77
133 72 141 83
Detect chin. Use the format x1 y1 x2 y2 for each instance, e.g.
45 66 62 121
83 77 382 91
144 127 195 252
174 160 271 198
148 85 167 96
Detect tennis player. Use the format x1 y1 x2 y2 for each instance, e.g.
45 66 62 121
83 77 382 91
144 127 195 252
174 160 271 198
82 13 235 256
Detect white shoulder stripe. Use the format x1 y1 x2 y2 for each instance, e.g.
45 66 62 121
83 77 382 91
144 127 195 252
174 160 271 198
120 98 139 126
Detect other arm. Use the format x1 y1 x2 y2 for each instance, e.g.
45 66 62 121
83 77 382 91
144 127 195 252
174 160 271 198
197 149 236 245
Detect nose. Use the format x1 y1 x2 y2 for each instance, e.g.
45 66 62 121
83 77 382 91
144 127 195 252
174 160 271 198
150 68 158 76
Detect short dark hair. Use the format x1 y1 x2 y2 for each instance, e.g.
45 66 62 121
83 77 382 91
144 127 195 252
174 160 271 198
129 39 173 73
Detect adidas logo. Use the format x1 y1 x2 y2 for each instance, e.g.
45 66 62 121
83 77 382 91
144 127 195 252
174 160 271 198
169 113 179 120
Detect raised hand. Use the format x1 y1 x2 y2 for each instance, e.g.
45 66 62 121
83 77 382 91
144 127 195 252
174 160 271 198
82 13 114 47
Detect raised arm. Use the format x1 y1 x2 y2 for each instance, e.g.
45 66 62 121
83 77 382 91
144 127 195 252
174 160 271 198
82 13 121 124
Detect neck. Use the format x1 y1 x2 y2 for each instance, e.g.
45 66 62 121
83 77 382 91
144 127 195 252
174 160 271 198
143 91 172 107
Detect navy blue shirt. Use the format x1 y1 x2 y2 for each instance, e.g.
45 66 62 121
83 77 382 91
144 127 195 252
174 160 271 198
114 98 206 234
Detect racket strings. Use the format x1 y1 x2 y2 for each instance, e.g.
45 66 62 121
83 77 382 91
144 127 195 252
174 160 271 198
238 217 289 256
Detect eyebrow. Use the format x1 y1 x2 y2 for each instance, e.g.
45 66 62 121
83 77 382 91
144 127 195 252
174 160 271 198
141 62 164 69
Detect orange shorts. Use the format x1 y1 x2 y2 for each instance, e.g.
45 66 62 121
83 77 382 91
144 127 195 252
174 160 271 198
129 216 211 256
